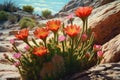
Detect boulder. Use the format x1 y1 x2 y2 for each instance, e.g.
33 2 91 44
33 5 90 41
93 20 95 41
90 0 120 44
68 62 120 80
56 0 115 16
101 34 120 63
12 10 34 21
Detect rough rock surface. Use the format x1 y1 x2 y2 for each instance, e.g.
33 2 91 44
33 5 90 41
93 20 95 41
0 52 20 80
0 21 19 30
12 10 33 19
56 0 115 16
12 10 43 21
0 44 12 52
0 63 20 80
101 34 120 63
68 62 120 80
90 0 120 44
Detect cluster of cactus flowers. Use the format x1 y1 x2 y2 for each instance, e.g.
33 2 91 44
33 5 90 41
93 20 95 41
4 6 103 80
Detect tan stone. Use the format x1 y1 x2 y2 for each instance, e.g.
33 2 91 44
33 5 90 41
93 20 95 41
57 0 115 16
89 0 120 44
101 34 120 63
0 64 20 80
0 52 20 80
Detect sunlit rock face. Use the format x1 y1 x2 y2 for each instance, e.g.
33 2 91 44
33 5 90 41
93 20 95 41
55 0 115 16
101 34 120 63
89 0 120 44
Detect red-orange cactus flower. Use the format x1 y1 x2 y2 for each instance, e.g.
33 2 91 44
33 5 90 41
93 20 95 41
46 20 61 32
75 6 93 19
15 29 29 40
34 27 49 40
32 46 47 56
64 24 80 37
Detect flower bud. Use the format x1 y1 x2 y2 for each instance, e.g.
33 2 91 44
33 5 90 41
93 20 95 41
97 51 104 58
58 35 66 42
13 61 20 67
93 44 102 52
85 52 90 58
13 53 21 59
10 39 15 44
24 45 30 50
66 13 74 20
82 33 88 41
3 54 8 59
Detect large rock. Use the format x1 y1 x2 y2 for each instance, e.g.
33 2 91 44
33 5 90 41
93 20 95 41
12 10 33 18
101 34 120 63
68 62 120 80
12 10 42 20
90 0 120 44
55 0 115 17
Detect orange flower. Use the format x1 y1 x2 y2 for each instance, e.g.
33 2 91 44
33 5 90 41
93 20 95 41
15 29 29 40
64 24 80 37
46 20 61 32
34 27 49 40
32 46 47 56
75 6 93 19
